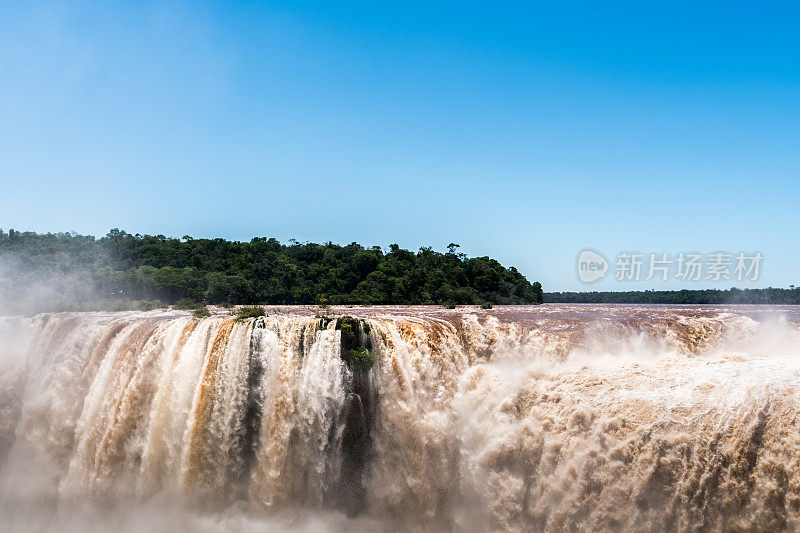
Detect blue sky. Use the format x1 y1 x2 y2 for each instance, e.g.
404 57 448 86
1 1 798 291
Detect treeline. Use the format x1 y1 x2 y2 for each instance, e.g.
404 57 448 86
0 229 543 311
545 288 800 305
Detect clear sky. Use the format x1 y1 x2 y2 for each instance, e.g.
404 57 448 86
1 1 798 291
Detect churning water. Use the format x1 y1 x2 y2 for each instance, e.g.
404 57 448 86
2 304 800 532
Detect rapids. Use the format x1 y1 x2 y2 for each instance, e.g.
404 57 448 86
1 304 800 532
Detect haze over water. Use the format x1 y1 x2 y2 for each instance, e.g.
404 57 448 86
2 304 800 531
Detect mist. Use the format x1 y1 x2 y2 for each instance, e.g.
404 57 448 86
0 247 107 316
2 305 800 531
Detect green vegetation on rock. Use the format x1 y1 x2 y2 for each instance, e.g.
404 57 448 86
233 305 265 321
348 346 375 372
335 316 374 371
193 307 211 318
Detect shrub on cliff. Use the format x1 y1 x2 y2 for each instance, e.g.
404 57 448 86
348 346 374 372
233 305 265 320
193 307 211 318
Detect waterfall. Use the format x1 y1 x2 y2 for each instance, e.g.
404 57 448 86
2 305 800 531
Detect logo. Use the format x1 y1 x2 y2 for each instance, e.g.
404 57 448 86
575 249 762 283
577 249 608 283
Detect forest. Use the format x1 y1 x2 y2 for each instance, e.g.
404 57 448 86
0 229 543 312
545 288 800 305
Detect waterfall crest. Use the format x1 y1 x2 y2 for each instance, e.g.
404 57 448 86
2 305 800 531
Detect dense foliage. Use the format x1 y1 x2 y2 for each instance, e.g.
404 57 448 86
0 229 543 311
233 306 266 320
545 288 800 305
347 346 375 372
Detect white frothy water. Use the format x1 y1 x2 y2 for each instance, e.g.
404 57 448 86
2 305 800 531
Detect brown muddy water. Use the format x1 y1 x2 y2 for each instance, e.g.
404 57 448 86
1 304 799 532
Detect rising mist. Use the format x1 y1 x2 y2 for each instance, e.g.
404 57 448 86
2 305 800 531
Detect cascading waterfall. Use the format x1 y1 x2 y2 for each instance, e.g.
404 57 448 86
2 305 800 532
